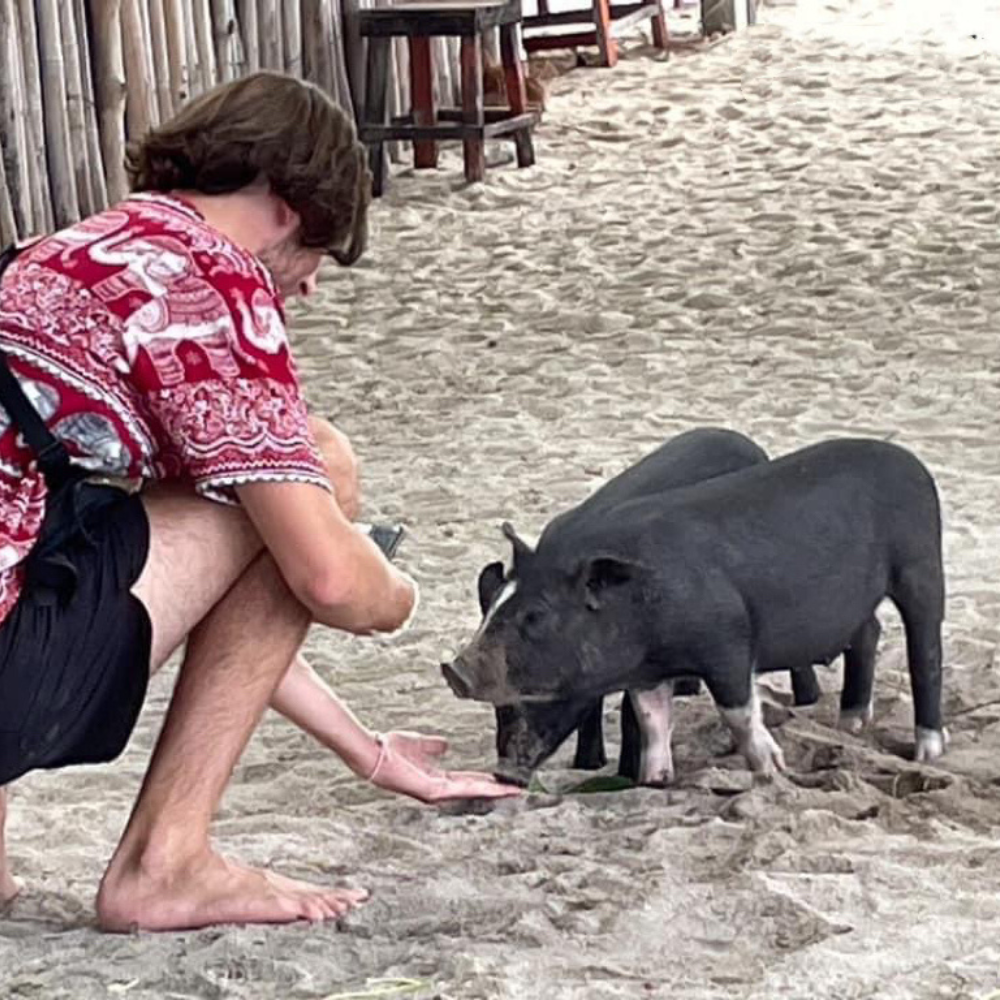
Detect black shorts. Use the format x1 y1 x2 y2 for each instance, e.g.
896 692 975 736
0 479 152 786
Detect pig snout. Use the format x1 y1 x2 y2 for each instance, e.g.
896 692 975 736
441 660 474 699
493 760 533 787
495 705 540 786
494 702 589 787
441 643 517 704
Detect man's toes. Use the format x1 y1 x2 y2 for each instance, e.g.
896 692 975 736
320 889 365 917
322 895 351 919
298 896 334 922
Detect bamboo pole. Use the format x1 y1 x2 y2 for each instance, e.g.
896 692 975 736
341 0 365 110
0 152 16 245
192 0 218 92
15 0 53 232
148 0 175 121
392 33 408 118
36 0 81 227
302 0 334 96
0 0 30 237
282 0 301 76
237 0 259 72
210 0 243 80
434 37 453 108
90 0 128 202
76 0 110 211
121 0 156 140
257 0 282 71
61 0 97 215
303 0 354 114
327 0 355 114
181 0 202 96
163 0 191 107
393 36 408 162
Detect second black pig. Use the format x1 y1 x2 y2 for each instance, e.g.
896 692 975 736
467 428 820 786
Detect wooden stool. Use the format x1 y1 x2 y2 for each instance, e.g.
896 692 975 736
357 0 541 195
521 0 669 68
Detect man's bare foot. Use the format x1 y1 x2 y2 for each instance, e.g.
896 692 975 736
96 848 368 932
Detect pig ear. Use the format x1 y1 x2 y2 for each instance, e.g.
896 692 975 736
501 521 535 570
477 561 506 615
577 555 639 611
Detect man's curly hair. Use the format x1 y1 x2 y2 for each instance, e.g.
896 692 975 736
126 71 370 266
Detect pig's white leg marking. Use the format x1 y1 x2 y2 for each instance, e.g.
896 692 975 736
477 579 518 637
914 726 948 763
630 682 675 786
719 686 786 777
839 701 874 735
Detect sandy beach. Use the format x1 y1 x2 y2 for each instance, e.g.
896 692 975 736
3 0 1000 996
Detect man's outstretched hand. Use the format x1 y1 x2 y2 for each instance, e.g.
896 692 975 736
369 731 522 803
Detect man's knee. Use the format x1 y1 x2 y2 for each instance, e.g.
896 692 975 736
308 417 361 520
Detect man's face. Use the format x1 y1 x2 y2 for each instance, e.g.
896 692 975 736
258 236 324 299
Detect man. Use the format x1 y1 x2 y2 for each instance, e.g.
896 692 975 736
0 71 517 933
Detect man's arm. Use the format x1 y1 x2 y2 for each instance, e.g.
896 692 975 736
270 655 522 802
236 480 415 634
271 654 382 775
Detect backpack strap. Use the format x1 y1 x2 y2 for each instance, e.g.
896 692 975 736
0 242 73 487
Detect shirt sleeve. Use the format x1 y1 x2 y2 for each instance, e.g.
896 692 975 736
127 258 332 504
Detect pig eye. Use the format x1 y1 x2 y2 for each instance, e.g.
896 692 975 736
520 609 547 637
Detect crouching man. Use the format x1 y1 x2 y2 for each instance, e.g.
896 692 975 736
0 70 516 933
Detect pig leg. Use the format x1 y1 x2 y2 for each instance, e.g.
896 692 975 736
620 679 694 781
707 666 786 777
893 565 947 762
573 699 608 770
838 616 881 734
629 682 676 786
790 665 821 706
617 693 640 781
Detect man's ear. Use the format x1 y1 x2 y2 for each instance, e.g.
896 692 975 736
273 195 301 240
477 561 506 615
575 555 641 611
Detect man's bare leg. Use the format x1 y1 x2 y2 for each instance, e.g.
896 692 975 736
96 488 365 931
0 786 20 904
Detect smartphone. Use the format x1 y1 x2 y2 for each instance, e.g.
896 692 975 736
362 522 406 561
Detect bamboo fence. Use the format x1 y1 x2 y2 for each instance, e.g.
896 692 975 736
0 0 464 244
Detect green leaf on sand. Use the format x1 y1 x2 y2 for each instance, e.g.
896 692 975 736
527 773 550 794
564 775 636 794
527 773 636 795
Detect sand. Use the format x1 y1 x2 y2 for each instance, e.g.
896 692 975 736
3 0 1000 996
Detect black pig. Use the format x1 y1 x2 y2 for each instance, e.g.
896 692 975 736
444 438 945 784
456 428 821 785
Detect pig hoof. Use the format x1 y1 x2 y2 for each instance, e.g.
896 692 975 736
745 731 786 778
638 765 675 788
838 705 873 735
914 727 948 763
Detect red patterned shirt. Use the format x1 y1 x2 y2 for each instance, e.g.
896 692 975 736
0 192 329 624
